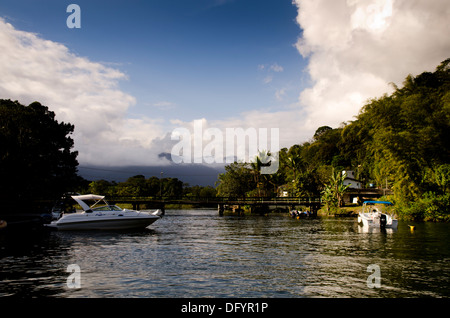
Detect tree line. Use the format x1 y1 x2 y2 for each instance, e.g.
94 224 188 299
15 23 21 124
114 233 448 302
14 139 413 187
87 175 216 198
216 59 450 221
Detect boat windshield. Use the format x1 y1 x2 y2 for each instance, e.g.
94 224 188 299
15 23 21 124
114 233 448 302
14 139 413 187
92 205 123 212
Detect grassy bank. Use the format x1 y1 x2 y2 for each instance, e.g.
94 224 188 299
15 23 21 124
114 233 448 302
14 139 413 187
317 205 360 217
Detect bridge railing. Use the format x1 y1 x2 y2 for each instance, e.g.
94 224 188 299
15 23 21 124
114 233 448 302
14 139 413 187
108 196 322 204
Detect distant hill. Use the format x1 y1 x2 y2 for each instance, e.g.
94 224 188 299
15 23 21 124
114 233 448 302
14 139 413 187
77 163 226 187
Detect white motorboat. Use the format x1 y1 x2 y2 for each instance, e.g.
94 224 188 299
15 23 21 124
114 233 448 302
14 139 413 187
46 194 162 230
357 200 398 229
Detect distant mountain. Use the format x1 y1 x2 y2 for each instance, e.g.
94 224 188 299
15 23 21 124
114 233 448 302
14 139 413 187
77 163 226 186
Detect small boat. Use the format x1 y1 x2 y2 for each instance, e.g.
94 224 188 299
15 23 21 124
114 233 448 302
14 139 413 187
358 200 398 229
46 194 162 230
289 209 311 219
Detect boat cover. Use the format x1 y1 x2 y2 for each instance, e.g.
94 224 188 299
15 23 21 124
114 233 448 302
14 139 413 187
71 194 105 211
362 201 393 205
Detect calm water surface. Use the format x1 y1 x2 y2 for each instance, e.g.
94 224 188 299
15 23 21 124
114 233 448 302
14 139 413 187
1 209 449 297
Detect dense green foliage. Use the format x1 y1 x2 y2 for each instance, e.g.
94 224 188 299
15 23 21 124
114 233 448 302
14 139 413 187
0 99 80 210
215 59 450 221
346 59 450 220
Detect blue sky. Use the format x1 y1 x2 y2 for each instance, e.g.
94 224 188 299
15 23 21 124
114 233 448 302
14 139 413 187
1 0 306 121
1 0 449 170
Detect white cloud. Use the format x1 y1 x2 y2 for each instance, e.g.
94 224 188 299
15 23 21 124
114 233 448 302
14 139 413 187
275 88 286 101
163 0 450 163
153 101 176 110
270 63 284 72
292 0 450 128
2 0 450 171
0 18 167 166
263 75 273 84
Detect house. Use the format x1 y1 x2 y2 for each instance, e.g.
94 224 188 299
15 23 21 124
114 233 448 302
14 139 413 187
342 170 361 189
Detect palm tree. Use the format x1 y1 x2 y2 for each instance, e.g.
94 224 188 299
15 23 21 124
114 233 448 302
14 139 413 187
250 150 276 197
335 169 350 207
322 168 350 209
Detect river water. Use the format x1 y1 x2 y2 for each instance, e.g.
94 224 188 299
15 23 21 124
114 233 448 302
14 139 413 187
0 209 449 298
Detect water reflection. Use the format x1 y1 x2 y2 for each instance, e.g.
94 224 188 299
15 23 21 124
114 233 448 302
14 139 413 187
357 224 397 234
0 229 71 297
1 210 449 298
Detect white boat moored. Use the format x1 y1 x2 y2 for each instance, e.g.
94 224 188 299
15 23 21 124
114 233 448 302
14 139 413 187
358 200 398 229
46 194 162 230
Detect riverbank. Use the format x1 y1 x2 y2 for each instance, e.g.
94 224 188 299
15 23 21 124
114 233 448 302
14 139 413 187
317 206 359 217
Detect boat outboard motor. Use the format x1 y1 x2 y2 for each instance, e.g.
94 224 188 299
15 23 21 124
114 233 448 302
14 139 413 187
380 214 387 228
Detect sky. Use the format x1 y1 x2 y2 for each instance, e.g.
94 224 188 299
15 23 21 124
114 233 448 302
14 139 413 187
1 0 450 177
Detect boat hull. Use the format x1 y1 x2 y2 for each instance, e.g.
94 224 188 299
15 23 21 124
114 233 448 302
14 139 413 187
46 215 160 231
358 213 398 229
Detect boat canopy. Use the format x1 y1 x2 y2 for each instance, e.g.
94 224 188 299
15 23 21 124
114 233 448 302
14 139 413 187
362 200 393 205
71 194 107 211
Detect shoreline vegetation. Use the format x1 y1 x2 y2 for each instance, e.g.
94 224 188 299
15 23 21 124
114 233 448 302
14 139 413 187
215 59 450 222
0 59 449 222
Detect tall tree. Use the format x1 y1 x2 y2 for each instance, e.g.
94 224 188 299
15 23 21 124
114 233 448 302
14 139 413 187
343 58 450 203
0 100 79 210
216 162 254 198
